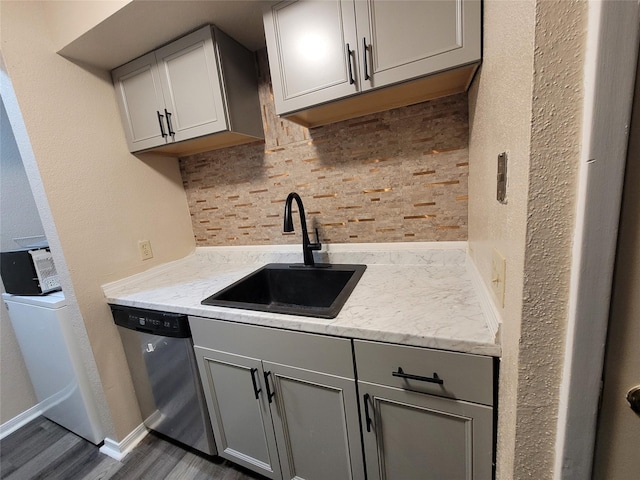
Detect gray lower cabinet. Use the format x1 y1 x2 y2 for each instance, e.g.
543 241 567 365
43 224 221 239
194 347 281 478
266 361 363 480
359 382 493 480
354 339 495 480
190 317 495 479
190 317 365 480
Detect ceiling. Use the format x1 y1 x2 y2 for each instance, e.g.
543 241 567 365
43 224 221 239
58 1 279 71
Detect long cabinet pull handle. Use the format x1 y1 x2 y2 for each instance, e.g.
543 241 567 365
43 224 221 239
164 109 175 136
263 371 275 403
157 111 168 138
363 393 372 432
346 43 355 85
392 367 444 385
250 367 262 400
363 37 370 80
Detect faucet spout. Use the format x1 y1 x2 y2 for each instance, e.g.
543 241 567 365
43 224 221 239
283 192 321 266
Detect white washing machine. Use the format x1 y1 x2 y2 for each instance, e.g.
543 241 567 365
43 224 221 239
3 291 104 444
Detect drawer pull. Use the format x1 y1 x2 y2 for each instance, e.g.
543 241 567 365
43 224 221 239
392 367 444 385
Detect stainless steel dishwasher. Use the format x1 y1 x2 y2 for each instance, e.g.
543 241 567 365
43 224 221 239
111 305 216 456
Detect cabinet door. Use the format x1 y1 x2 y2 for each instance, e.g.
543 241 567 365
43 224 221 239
354 0 481 90
264 0 360 115
194 347 281 479
359 381 493 480
155 26 228 142
111 51 167 151
265 361 365 480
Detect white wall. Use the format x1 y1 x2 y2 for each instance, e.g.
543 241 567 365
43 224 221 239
0 281 38 425
0 100 46 251
0 1 195 441
0 98 42 424
42 0 130 51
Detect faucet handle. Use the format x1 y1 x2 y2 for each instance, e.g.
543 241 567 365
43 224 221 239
310 228 322 250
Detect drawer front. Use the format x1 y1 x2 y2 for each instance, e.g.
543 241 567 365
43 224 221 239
189 316 355 379
354 340 494 406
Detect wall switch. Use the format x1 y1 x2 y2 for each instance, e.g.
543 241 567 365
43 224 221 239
138 240 153 260
491 249 506 307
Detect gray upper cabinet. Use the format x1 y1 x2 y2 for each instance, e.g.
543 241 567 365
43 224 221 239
264 0 481 126
355 0 481 90
112 26 263 156
154 27 228 144
263 0 360 114
112 51 167 152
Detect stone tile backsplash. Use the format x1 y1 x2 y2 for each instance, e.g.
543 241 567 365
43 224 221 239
180 50 469 246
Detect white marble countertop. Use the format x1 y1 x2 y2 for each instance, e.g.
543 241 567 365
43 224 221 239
103 242 501 357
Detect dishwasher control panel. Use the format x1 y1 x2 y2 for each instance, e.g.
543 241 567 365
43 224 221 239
110 305 191 338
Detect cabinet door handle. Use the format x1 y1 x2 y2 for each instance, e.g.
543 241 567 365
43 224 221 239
362 37 370 81
263 371 275 403
392 367 444 385
156 111 168 138
346 43 355 85
164 109 175 136
363 393 372 432
250 367 262 400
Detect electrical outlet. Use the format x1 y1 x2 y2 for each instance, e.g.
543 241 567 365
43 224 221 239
491 249 506 307
138 240 153 260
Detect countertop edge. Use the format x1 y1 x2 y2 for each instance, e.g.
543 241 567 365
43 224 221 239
103 243 502 358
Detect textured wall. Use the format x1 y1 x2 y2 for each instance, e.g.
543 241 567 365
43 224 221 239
467 0 535 476
181 51 469 246
468 0 586 478
515 1 585 478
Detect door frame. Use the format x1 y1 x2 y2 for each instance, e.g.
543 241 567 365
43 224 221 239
554 2 640 479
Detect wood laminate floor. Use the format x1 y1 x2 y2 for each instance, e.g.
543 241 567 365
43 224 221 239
0 417 266 480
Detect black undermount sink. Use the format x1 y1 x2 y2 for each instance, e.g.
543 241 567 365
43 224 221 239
201 263 367 319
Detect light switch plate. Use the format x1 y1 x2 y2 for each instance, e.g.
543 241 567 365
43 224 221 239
491 249 506 307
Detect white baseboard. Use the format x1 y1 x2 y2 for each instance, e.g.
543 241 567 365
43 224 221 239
0 403 43 440
99 423 148 461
